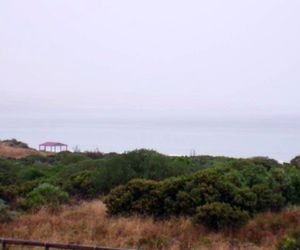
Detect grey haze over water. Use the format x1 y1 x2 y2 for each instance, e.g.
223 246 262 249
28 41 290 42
1 115 300 162
1 1 300 161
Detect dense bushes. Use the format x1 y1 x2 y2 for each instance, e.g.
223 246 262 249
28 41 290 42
1 150 209 213
291 156 300 168
1 149 221 206
0 159 19 186
0 199 15 222
105 160 300 230
22 183 69 211
64 170 97 198
6 149 195 209
105 179 161 216
3 145 300 231
194 202 249 230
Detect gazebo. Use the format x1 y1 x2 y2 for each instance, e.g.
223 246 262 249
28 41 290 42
39 142 68 152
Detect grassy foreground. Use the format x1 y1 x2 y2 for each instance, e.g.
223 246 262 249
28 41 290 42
1 200 299 250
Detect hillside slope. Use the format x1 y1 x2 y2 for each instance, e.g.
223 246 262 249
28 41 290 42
0 140 51 159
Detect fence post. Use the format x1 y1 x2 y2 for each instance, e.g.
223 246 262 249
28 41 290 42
2 242 7 250
45 243 49 250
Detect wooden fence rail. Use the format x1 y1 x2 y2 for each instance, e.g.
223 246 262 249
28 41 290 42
0 238 136 250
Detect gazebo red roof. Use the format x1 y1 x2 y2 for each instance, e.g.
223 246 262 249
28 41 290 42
39 142 67 147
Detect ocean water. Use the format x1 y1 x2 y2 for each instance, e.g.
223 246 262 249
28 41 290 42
1 117 299 162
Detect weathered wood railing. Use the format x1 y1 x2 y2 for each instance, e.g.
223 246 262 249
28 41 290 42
0 238 136 250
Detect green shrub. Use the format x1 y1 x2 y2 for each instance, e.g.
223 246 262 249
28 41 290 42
104 162 287 218
59 152 89 165
0 159 19 185
252 184 286 212
0 185 19 203
64 170 96 198
104 185 134 216
249 157 280 170
21 154 48 165
291 156 300 167
159 177 195 216
284 167 300 204
22 183 69 211
123 149 189 180
92 156 137 194
232 188 257 212
83 151 104 159
18 180 41 196
193 202 249 231
19 166 45 181
277 231 300 250
236 161 269 187
0 199 15 222
105 176 197 217
105 179 161 216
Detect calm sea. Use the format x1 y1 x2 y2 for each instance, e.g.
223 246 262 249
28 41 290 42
1 116 299 162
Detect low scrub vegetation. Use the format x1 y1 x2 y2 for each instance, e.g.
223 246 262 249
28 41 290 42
105 159 300 229
0 199 15 223
21 183 69 211
194 202 249 230
0 148 235 210
2 140 300 248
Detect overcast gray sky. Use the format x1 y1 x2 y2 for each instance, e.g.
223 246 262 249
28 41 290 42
1 0 300 120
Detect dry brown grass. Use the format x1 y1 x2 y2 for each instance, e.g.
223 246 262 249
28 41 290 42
0 143 52 159
238 209 300 247
0 200 289 250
